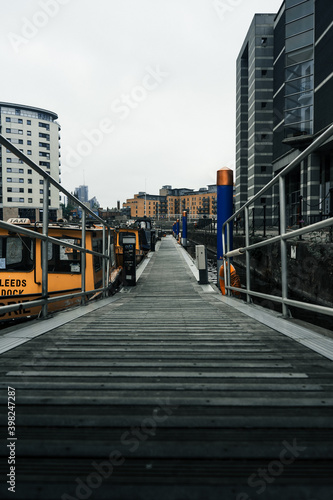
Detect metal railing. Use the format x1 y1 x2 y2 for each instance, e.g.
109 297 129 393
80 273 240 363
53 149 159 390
222 123 333 318
0 134 115 319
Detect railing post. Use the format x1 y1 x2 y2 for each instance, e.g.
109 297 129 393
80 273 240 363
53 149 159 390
245 206 251 304
103 225 107 297
41 179 49 319
217 167 234 280
263 204 266 238
279 176 289 317
107 227 111 290
81 210 86 306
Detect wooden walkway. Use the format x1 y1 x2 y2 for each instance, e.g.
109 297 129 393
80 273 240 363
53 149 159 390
1 236 333 499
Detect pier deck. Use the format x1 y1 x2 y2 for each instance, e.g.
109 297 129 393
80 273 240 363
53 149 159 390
1 236 333 499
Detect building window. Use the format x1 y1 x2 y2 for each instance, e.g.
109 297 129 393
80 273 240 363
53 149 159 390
27 140 32 145
27 150 32 155
28 198 33 203
27 131 31 136
27 120 31 125
7 197 12 202
39 180 44 185
28 189 32 193
286 1 314 24
28 179 32 184
39 122 50 131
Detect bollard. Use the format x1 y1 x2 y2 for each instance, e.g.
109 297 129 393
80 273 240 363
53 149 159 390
195 245 208 284
181 211 187 247
217 167 234 277
176 218 180 239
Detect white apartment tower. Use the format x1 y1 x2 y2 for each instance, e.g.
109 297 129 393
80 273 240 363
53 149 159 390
0 102 61 222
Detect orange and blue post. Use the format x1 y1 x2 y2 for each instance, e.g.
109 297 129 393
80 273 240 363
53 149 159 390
181 211 187 247
176 218 180 239
172 221 176 237
217 167 234 275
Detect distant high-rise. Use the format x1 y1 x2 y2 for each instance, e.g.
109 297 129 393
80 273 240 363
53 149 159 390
74 185 89 203
0 101 61 221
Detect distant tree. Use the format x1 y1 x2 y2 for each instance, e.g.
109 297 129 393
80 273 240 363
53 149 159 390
60 202 76 220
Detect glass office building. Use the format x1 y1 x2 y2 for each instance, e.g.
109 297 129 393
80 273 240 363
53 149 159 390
236 0 333 226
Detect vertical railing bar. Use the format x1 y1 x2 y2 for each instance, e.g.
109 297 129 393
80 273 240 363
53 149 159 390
41 179 49 319
81 210 86 306
245 206 251 304
279 175 289 317
226 222 231 296
102 225 106 297
106 227 111 293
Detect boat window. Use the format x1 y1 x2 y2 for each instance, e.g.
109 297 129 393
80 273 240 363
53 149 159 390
47 238 81 273
0 236 34 271
93 238 103 271
118 232 136 246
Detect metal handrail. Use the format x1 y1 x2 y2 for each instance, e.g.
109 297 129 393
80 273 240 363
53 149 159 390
222 124 333 318
0 133 115 319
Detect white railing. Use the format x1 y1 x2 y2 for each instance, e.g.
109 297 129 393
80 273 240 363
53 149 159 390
0 134 114 319
222 123 333 318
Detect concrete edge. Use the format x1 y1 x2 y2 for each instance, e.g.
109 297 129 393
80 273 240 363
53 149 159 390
216 294 333 362
172 237 216 293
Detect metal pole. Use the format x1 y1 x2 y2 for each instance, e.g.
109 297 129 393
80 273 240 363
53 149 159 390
181 211 187 247
245 206 251 304
107 227 111 291
41 179 49 318
81 210 86 306
102 225 106 297
176 218 180 240
226 222 231 296
217 167 234 278
279 176 289 317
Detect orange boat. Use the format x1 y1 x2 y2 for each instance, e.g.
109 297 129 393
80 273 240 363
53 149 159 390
0 219 121 323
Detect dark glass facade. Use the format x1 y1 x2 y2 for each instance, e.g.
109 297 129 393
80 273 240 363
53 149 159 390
284 0 314 139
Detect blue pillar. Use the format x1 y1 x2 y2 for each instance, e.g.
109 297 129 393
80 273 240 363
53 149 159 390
181 211 187 247
217 167 234 275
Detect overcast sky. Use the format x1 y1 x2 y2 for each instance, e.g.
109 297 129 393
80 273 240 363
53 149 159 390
1 0 283 209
